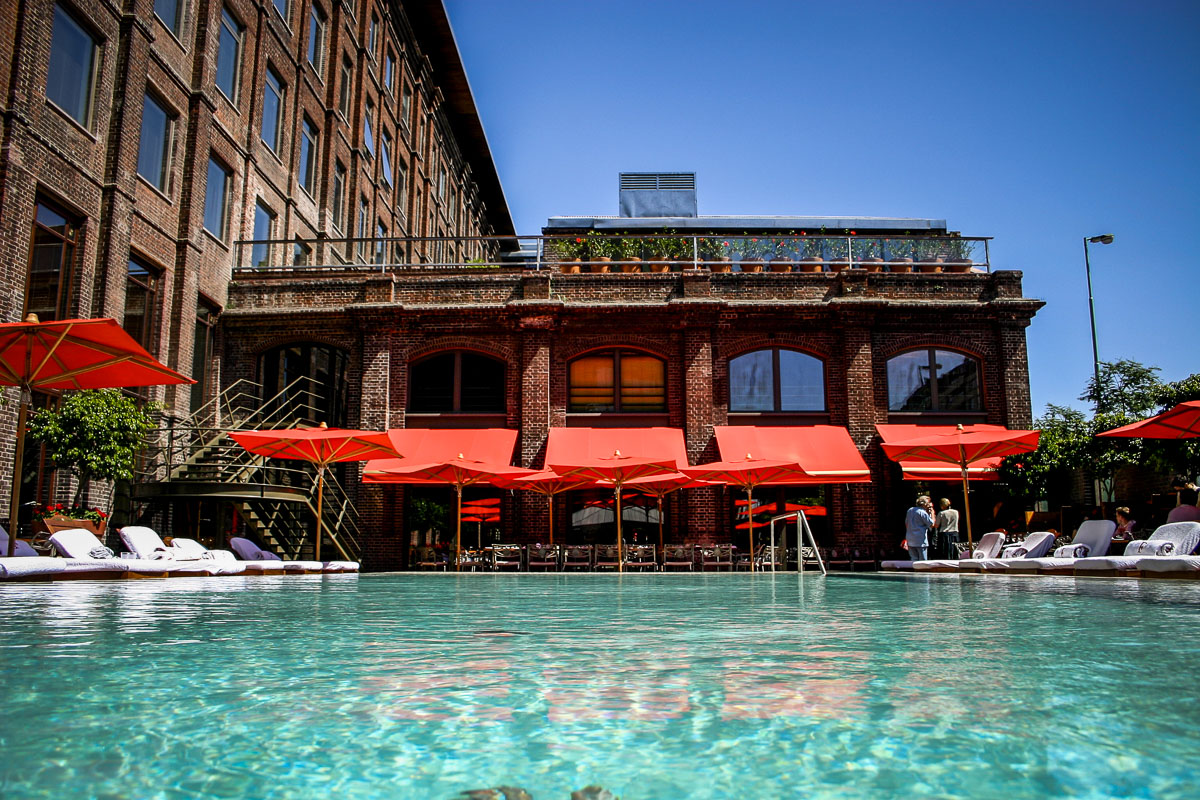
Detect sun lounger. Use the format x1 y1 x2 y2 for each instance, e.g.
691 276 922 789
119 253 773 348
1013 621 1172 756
119 527 243 575
970 532 1057 571
1001 520 1116 575
1074 522 1200 577
49 528 173 578
228 537 327 573
0 556 65 580
0 527 39 558
912 531 1007 572
490 544 523 571
167 537 255 575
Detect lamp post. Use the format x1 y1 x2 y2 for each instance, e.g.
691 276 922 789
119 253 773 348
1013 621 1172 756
1083 234 1114 408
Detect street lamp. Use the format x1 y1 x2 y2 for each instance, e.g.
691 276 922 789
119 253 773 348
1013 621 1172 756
1083 233 1114 407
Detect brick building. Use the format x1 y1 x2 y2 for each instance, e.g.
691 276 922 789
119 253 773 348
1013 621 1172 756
0 0 512 534
1 2 1044 569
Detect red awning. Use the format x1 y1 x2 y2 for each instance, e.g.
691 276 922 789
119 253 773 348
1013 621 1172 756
368 428 519 473
544 427 689 471
712 426 870 484
876 424 1004 481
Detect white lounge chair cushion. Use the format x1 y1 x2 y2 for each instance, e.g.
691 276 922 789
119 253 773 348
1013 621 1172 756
1138 557 1200 573
50 529 114 559
62 559 131 573
997 557 1075 571
229 536 329 572
912 559 962 571
1075 556 1142 572
1125 522 1200 557
0 557 65 578
119 526 175 559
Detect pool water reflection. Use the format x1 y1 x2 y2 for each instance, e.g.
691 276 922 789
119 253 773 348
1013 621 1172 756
1 574 1199 799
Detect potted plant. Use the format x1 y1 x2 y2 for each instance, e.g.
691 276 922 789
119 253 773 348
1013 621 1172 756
617 234 644 273
737 235 765 272
797 237 825 272
884 238 914 272
556 236 585 273
944 238 976 273
825 236 851 272
586 231 614 272
916 239 945 273
852 238 884 272
769 236 797 272
31 503 109 539
701 237 733 272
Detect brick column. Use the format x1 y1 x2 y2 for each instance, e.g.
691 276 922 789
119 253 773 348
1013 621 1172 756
519 320 552 541
683 325 719 543
837 316 881 548
359 326 398 570
997 319 1035 428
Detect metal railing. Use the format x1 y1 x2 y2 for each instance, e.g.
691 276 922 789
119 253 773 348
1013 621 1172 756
232 234 992 274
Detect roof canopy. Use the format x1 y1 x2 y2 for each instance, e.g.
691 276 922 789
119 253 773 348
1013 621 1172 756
544 427 689 471
876 424 1008 481
712 426 870 484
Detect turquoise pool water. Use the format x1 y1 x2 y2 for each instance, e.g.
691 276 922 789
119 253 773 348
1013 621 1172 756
2 573 1199 799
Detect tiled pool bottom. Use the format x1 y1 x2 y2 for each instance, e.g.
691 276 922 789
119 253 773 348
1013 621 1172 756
2 574 1199 800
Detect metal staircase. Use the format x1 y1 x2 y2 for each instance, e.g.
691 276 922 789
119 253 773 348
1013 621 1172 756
134 378 365 563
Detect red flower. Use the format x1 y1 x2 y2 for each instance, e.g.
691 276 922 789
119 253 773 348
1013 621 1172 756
575 237 583 243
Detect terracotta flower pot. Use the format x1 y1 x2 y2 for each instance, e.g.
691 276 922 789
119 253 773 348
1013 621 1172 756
620 257 642 273
651 262 671 273
589 257 611 273
888 258 913 273
918 257 944 274
559 259 581 274
769 258 794 273
827 261 850 273
741 259 765 273
860 257 884 273
946 258 973 273
798 257 824 273
709 257 733 273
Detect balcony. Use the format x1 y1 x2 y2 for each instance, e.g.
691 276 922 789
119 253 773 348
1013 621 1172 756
232 234 992 277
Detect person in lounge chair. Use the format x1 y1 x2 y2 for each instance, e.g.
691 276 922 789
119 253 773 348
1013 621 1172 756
1113 507 1137 543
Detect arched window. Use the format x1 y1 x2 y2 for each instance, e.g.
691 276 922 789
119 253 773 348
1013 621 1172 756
569 350 665 413
409 351 505 413
729 348 825 412
259 342 349 426
887 348 982 412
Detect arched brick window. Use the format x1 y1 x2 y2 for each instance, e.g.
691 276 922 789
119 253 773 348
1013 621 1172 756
568 349 665 413
729 348 826 412
409 351 505 414
887 348 982 412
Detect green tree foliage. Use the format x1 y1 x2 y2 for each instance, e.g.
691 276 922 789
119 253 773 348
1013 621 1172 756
998 404 1091 502
26 389 160 507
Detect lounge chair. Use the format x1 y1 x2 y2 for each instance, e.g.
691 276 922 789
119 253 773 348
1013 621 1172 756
968 532 1057 572
661 544 694 571
228 537 326 573
49 528 174 578
1000 520 1116 575
526 544 561 571
1074 522 1200 577
169 537 264 575
0 530 64 580
490 544 523 571
624 544 657 571
912 532 1007 572
594 544 622 570
562 545 592 570
0 527 40 558
698 544 734 571
120 527 246 575
414 545 446 571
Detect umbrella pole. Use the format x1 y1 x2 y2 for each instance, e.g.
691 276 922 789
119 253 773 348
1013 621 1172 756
547 494 554 546
657 495 664 560
961 465 974 551
615 485 623 572
746 487 755 573
455 485 463 572
6 394 29 558
314 465 325 562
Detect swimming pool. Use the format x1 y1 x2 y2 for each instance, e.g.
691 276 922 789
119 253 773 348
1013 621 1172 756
2 573 1198 799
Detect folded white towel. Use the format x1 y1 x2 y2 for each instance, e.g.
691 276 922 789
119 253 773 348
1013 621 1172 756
0 557 66 578
1053 544 1089 559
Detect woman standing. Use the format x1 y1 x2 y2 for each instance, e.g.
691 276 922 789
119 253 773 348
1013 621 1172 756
936 498 960 559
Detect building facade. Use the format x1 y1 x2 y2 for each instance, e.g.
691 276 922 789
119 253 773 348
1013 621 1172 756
0 0 512 532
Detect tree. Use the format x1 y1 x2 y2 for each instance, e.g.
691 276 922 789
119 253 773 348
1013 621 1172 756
26 389 160 509
998 404 1091 502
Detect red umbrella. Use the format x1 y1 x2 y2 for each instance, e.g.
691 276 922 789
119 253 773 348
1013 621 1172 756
1096 400 1200 439
625 472 716 554
681 456 811 572
880 424 1040 548
230 423 399 561
0 315 194 556
364 455 533 570
550 450 678 571
508 470 596 545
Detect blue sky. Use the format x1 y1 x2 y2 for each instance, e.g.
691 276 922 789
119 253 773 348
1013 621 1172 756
444 0 1199 417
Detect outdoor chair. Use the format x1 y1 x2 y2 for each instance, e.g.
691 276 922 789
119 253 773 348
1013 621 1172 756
967 531 1057 572
415 545 446 571
698 544 734 571
852 549 879 571
563 545 593 571
826 548 852 571
736 545 783 570
594 544 622 570
913 531 1007 572
49 528 171 578
119 526 242 575
526 544 561 571
229 537 326 574
0 555 64 580
624 544 657 571
0 527 39 558
164 537 251 575
1001 520 1116 575
1075 521 1200 577
661 544 695 571
490 544 523 571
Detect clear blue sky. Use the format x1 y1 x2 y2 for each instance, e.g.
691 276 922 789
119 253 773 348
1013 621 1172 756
444 0 1199 417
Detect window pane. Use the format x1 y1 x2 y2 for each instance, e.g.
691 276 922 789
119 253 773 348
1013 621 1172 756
272 0 287 19
381 134 392 186
338 58 352 116
307 5 325 73
409 353 455 412
191 301 216 411
460 353 505 413
619 355 665 412
332 163 346 231
934 350 982 411
123 259 157 349
252 202 273 267
299 118 317 194
203 158 230 238
153 0 182 36
384 53 394 89
401 86 411 126
778 350 825 411
262 69 282 151
136 94 171 191
729 350 773 412
47 4 97 126
375 222 386 264
569 356 614 412
363 104 374 156
887 351 933 411
26 203 76 322
216 9 242 101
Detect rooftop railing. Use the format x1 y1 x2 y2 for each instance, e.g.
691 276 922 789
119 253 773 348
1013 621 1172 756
232 234 991 275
